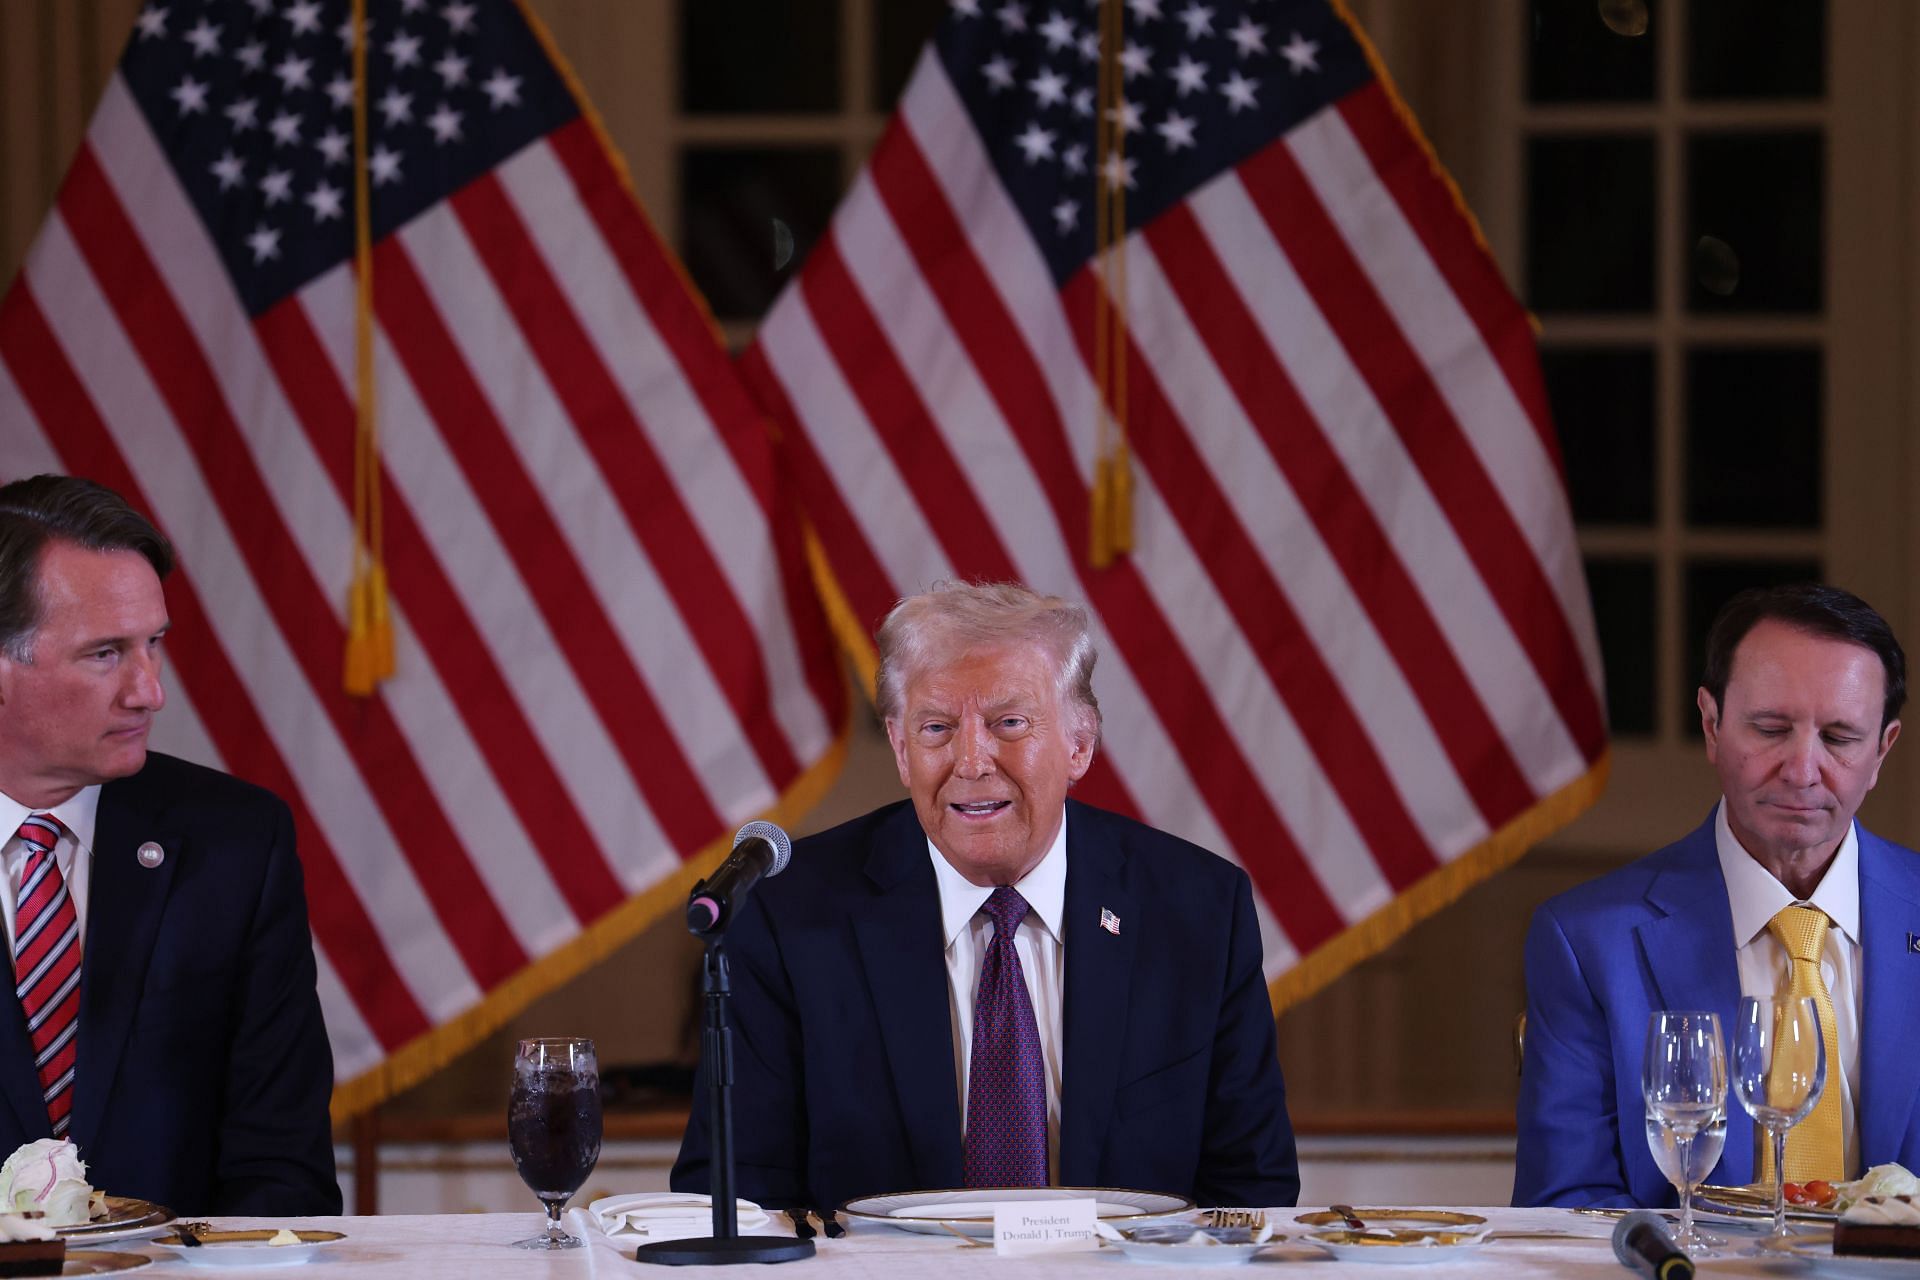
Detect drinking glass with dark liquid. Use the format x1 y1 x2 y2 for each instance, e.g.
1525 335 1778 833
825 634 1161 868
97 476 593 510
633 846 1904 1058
508 1037 603 1250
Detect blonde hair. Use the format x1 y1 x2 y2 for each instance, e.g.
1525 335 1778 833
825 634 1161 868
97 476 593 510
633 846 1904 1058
875 580 1101 745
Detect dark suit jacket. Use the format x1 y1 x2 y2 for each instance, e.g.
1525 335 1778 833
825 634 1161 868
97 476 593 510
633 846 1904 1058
0 753 339 1215
1514 812 1920 1207
672 798 1299 1210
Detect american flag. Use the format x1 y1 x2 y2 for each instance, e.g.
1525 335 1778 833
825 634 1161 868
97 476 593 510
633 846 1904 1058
0 0 846 1112
745 0 1609 1002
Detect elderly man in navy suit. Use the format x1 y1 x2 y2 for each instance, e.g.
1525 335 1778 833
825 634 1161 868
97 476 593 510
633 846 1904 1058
1516 583 1920 1207
673 581 1298 1211
0 475 337 1215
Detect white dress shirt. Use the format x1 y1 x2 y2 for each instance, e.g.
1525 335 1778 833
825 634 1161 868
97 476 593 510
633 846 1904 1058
930 809 1068 1183
1714 798 1863 1177
0 787 99 961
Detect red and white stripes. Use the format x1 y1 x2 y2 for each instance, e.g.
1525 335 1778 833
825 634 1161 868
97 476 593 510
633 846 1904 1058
749 49 1606 983
0 74 844 1095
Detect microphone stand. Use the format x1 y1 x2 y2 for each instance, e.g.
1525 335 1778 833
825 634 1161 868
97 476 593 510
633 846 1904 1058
633 936 814 1266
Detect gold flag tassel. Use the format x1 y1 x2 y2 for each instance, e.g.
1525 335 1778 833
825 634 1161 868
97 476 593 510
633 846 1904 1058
1088 0 1133 570
343 0 394 696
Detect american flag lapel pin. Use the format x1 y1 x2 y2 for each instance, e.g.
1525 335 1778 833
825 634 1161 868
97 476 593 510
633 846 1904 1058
1100 907 1121 936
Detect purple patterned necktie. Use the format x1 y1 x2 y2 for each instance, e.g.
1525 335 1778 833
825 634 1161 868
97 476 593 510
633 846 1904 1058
963 886 1048 1187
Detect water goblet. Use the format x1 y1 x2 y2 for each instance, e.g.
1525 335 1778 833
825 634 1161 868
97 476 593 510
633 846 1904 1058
1645 1106 1727 1222
1731 995 1827 1241
508 1037 603 1250
1643 1010 1727 1256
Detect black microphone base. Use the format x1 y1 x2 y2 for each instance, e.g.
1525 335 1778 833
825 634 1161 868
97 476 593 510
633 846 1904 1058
633 1236 817 1266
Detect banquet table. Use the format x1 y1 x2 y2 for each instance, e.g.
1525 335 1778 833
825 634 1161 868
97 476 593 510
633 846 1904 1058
76 1205 1830 1277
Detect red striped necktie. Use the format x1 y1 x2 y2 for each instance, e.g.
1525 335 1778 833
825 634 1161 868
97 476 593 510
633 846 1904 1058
13 816 80 1138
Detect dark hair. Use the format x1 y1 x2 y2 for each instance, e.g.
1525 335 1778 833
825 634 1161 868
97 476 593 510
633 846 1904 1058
0 475 174 661
1700 582 1906 730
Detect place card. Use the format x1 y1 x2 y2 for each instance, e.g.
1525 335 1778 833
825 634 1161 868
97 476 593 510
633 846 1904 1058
992 1199 1100 1256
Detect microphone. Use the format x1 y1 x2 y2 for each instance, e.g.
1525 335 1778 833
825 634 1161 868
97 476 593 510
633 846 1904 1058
1612 1210 1693 1280
685 820 793 936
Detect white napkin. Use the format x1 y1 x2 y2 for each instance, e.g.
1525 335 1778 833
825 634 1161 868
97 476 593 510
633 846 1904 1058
586 1192 772 1241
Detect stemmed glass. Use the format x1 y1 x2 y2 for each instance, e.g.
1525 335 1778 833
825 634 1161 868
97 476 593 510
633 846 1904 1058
1731 995 1827 1241
1643 1010 1727 1256
507 1037 604 1250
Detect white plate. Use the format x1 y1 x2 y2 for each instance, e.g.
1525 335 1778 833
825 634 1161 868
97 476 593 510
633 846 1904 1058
1305 1230 1489 1265
1760 1234 1920 1277
150 1231 344 1268
841 1187 1192 1237
53 1197 174 1247
1111 1236 1271 1266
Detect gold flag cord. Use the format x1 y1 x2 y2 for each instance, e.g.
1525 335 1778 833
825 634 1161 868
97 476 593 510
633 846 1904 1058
1089 0 1133 570
343 0 394 696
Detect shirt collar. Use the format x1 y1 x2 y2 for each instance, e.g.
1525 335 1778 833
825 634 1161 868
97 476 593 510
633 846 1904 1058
929 808 1070 949
1714 797 1860 946
0 785 101 860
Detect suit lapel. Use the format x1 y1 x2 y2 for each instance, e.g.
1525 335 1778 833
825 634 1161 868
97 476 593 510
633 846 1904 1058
1637 822 1752 1182
851 807 963 1189
1857 830 1920 1166
0 954 47 1141
70 770 180 1155
1058 802 1136 1186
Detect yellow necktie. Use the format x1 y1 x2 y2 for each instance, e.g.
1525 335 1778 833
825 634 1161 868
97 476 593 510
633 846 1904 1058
1763 905 1845 1183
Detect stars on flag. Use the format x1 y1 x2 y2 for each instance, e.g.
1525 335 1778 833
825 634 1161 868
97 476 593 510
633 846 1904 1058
427 102 465 144
184 18 223 58
481 68 523 109
1226 15 1266 58
387 29 425 70
1278 31 1320 75
941 0 1335 263
1013 121 1057 164
118 0 555 311
1219 68 1258 112
245 222 281 263
304 180 345 222
170 75 210 115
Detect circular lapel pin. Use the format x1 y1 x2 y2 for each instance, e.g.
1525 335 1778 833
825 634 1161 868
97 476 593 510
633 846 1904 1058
136 842 165 869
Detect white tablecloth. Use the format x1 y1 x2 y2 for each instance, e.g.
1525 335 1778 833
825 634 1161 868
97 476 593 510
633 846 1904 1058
85 1205 1826 1277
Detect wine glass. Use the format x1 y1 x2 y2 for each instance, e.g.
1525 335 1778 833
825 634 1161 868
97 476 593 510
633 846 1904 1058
507 1037 603 1250
1643 1010 1727 1256
1731 995 1827 1241
1644 1105 1727 1228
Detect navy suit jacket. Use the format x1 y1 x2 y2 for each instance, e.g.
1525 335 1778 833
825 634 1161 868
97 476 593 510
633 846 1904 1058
1514 812 1920 1207
671 798 1299 1209
0 753 339 1215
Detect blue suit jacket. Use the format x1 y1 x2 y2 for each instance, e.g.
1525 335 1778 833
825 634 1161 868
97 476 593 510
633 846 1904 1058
671 798 1299 1209
1514 812 1920 1206
0 753 339 1215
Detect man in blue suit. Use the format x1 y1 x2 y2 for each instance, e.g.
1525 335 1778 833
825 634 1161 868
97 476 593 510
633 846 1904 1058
673 581 1298 1210
1516 583 1920 1207
0 476 338 1214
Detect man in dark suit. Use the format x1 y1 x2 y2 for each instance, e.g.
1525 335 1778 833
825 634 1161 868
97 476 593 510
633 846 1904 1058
0 475 338 1215
1515 584 1920 1207
673 581 1298 1210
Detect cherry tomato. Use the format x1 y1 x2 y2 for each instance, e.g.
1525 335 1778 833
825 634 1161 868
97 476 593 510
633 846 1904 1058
1806 1180 1836 1205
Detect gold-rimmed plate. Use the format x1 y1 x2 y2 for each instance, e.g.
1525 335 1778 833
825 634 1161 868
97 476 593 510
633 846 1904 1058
1295 1210 1487 1230
56 1198 173 1245
151 1230 345 1268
